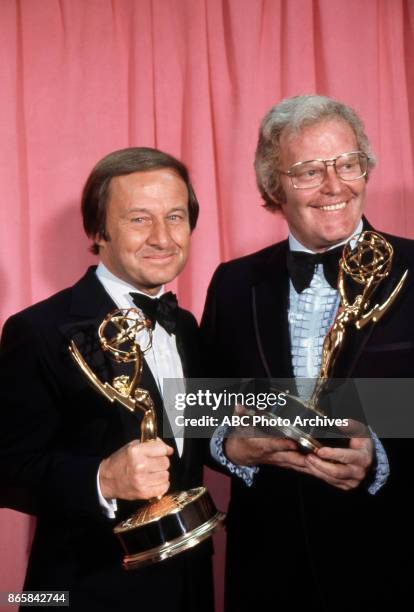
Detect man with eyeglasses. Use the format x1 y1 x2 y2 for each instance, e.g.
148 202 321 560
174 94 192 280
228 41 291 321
201 95 414 610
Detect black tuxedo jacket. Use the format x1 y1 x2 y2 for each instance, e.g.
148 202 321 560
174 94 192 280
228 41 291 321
0 267 213 612
201 226 414 611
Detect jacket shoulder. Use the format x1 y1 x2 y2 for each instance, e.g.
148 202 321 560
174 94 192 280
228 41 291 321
3 287 73 334
382 232 414 261
2 267 99 333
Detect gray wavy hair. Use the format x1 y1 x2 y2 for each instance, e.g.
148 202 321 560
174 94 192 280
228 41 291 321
254 94 376 212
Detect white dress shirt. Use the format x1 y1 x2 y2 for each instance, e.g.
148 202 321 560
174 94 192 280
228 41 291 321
95 263 185 516
288 220 389 493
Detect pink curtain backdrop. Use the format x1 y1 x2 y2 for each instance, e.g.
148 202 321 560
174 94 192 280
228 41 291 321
1 0 414 610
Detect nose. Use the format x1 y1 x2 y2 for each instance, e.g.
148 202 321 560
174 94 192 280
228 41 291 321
147 219 173 248
320 163 343 194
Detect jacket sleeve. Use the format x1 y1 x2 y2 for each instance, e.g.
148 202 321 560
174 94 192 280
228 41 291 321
0 313 106 522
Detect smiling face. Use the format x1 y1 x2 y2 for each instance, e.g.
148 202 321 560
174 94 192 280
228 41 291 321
96 168 191 295
278 119 367 252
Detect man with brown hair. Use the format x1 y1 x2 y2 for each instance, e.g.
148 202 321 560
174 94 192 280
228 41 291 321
0 147 214 611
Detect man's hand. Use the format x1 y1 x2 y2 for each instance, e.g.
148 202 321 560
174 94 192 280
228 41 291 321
225 432 302 467
99 438 174 500
224 406 374 490
304 436 374 491
224 405 308 472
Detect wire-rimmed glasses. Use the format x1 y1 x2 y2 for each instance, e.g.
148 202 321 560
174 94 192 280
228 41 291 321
279 151 369 189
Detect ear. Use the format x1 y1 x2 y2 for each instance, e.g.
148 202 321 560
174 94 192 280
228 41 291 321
94 231 108 249
264 187 286 215
279 196 287 212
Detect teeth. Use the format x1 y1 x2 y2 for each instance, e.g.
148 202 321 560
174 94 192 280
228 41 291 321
319 202 346 211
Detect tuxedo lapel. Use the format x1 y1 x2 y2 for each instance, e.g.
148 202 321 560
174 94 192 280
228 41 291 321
58 267 117 385
60 267 181 453
251 242 294 379
69 266 116 322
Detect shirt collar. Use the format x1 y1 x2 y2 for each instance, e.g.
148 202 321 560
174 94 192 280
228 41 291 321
95 262 164 310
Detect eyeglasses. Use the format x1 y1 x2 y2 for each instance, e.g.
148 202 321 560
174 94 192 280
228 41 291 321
279 151 369 189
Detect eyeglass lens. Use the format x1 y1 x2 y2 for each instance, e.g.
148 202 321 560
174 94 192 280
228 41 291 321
292 153 367 188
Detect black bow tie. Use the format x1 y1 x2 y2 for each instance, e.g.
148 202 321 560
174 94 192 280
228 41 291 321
130 291 178 334
286 245 344 293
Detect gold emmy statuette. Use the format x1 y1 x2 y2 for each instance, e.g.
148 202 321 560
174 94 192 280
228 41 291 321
258 231 408 453
69 308 225 570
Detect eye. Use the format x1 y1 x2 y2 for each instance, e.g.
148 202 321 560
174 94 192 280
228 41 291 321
343 161 357 171
167 213 186 222
337 154 360 173
129 216 151 225
296 165 322 179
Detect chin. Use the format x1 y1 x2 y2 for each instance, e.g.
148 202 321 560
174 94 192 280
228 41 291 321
327 230 350 243
143 271 180 289
324 219 358 242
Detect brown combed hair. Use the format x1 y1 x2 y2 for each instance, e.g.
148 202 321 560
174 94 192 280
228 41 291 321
81 147 200 254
